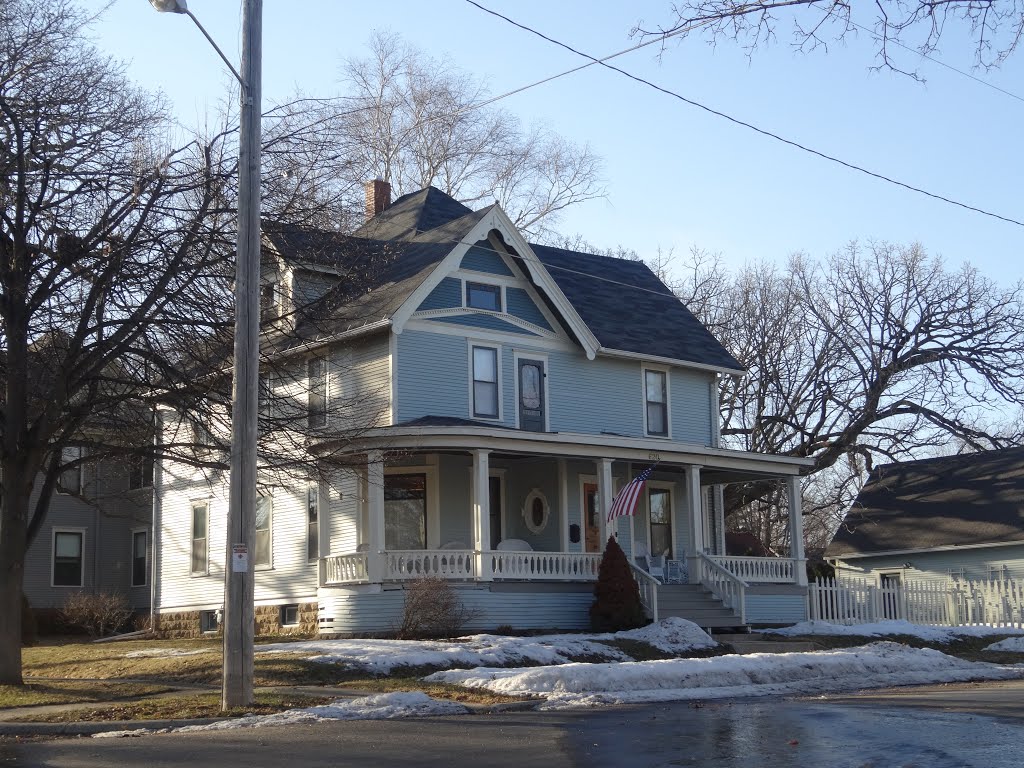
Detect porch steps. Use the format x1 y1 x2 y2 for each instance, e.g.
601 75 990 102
711 632 818 655
655 584 744 630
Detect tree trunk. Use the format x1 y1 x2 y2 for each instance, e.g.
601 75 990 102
0 470 29 685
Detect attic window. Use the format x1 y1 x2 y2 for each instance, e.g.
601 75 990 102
260 283 278 320
466 282 502 312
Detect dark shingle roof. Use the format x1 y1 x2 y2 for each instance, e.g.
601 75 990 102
352 187 475 241
826 447 1024 558
530 244 744 371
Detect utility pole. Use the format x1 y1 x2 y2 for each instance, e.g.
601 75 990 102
222 0 262 710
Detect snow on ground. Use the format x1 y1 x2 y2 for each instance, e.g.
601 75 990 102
985 636 1024 652
426 642 1024 710
123 648 211 658
761 620 1024 642
92 692 468 738
254 617 716 673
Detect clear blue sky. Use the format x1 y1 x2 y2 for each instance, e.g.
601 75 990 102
84 0 1024 284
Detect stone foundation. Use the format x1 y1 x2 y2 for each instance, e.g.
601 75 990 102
157 602 318 638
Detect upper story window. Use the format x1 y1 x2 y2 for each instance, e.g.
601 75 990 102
255 495 272 568
260 282 279 320
644 369 668 437
129 455 154 490
472 346 499 419
307 485 319 562
466 281 502 312
58 447 83 495
308 357 327 429
191 502 208 575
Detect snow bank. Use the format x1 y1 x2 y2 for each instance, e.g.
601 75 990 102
426 642 1024 710
124 648 210 658
255 619 715 673
762 620 1024 642
92 692 468 738
985 636 1024 652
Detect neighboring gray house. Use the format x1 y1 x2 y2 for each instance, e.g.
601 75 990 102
154 182 812 636
23 453 153 616
827 447 1024 585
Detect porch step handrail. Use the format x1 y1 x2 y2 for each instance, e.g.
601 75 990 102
630 562 660 622
696 552 747 625
706 554 795 583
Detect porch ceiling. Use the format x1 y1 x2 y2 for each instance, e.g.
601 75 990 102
311 424 811 478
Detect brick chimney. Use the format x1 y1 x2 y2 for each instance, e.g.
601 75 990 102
364 178 391 221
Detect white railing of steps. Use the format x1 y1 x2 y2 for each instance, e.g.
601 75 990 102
631 562 660 622
386 550 476 580
696 553 747 625
490 551 602 581
707 555 795 583
321 552 368 585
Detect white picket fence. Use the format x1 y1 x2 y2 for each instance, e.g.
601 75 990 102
809 576 1024 628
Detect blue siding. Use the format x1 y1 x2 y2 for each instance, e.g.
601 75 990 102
504 463 561 551
547 350 641 437
461 242 514 275
396 330 470 423
671 370 714 445
430 314 540 336
319 584 592 633
745 594 808 624
417 277 462 311
835 545 1024 584
506 288 552 330
438 454 472 547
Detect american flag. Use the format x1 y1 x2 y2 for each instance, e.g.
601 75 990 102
606 464 657 523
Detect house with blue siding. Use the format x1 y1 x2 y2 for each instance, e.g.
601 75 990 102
827 447 1024 587
153 181 812 636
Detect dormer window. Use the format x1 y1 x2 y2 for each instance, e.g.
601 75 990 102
466 282 502 312
260 283 279 320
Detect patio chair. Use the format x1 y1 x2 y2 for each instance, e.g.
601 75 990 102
496 538 533 551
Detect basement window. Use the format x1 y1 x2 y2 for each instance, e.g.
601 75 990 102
199 610 219 633
280 604 300 627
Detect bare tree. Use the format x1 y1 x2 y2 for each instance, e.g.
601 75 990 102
668 242 1024 549
331 32 605 239
638 1 1024 75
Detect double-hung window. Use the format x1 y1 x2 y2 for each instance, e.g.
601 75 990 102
472 346 499 418
308 357 327 429
191 502 208 575
58 447 83 495
644 369 668 437
255 495 272 568
466 282 502 312
129 455 154 490
131 530 148 587
52 530 84 587
307 485 319 562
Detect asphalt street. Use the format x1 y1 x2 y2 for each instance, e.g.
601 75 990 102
4 681 1024 767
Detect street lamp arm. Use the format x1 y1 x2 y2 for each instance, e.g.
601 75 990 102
181 9 247 91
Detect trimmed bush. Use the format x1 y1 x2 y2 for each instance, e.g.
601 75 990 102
59 591 134 638
590 536 645 632
396 577 477 639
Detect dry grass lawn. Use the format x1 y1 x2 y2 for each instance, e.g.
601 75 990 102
0 681 171 709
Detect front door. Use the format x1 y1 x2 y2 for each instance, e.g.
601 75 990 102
518 358 545 431
584 482 601 553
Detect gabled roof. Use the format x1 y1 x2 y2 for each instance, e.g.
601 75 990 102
530 244 744 371
826 447 1024 558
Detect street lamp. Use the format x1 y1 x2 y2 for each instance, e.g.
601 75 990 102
150 0 262 710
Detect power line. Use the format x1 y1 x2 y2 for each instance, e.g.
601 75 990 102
463 0 1024 230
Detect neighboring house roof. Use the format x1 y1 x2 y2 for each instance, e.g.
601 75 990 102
826 447 1024 558
267 186 743 372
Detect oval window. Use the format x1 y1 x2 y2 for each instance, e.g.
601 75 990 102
523 488 549 534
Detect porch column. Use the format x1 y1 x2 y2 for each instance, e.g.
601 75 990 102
472 449 493 581
366 451 385 583
685 465 704 584
597 458 614 548
787 475 808 586
557 458 569 552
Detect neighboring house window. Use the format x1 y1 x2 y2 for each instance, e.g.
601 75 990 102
52 529 84 587
199 610 219 633
648 488 672 558
260 283 279 320
947 568 965 582
472 346 499 418
255 495 272 567
191 502 208 574
644 369 668 437
307 485 319 562
58 447 83 495
385 473 427 550
280 604 299 627
129 455 154 490
192 404 214 448
988 565 1009 581
258 375 272 421
308 357 327 429
466 281 502 312
131 530 148 587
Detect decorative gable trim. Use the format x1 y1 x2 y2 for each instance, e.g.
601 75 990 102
598 346 746 377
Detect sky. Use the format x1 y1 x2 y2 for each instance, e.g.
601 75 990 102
81 0 1024 285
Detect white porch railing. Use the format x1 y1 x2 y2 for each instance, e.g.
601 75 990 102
385 549 476 580
631 562 661 622
489 551 602 581
708 555 795 583
321 552 368 585
696 552 747 625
